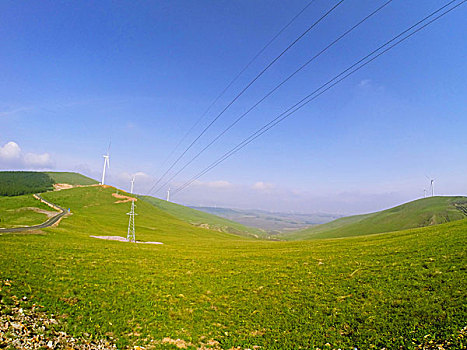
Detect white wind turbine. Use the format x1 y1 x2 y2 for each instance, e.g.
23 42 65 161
130 175 135 194
426 175 435 197
100 142 111 185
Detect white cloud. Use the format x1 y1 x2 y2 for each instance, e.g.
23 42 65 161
24 152 53 168
358 79 372 87
0 141 54 169
252 181 275 191
192 180 233 189
0 141 21 160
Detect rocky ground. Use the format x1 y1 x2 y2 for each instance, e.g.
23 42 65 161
0 280 116 349
1 279 464 349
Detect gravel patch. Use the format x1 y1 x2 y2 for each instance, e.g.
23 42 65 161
90 236 163 244
0 280 116 349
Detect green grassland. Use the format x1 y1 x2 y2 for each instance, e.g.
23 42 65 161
0 186 466 349
141 196 265 238
280 196 467 241
44 171 99 186
0 193 56 228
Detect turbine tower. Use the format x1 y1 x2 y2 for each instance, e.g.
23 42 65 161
424 189 426 198
166 187 171 202
126 176 137 243
425 175 435 197
101 155 110 185
100 141 111 185
130 176 135 194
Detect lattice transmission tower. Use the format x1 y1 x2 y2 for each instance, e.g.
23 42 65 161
126 176 137 242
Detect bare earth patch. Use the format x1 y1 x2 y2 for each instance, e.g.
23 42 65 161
112 193 137 203
53 183 74 191
15 207 57 219
90 236 163 244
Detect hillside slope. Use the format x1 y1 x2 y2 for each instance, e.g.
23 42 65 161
0 171 98 196
36 186 241 244
44 172 98 185
141 196 265 238
281 196 467 240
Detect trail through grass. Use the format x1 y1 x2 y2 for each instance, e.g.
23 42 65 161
0 194 55 228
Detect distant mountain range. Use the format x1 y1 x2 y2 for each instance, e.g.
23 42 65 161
190 206 342 234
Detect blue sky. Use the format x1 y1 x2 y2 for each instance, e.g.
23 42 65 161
1 0 466 214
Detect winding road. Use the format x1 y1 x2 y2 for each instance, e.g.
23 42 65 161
0 194 67 233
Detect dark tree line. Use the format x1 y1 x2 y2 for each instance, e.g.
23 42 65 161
0 171 54 196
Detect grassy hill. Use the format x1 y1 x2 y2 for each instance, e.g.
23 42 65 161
44 171 98 185
141 196 265 238
280 196 467 240
0 185 465 348
0 171 98 196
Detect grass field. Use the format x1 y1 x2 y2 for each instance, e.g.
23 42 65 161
280 196 467 241
44 172 99 186
141 196 264 238
1 186 466 349
0 194 56 228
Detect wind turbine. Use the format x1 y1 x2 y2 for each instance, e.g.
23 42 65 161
425 175 435 197
100 141 111 185
130 176 135 194
166 186 171 202
423 189 426 198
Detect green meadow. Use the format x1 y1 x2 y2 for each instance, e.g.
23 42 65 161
0 194 55 228
1 186 466 349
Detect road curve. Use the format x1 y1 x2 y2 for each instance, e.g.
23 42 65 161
0 194 67 233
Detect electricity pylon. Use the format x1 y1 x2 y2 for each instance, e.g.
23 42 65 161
126 177 137 242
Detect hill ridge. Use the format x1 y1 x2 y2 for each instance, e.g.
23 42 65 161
279 195 467 240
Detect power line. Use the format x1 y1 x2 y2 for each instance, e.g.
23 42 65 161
152 0 393 194
172 0 466 196
153 0 318 176
148 0 346 194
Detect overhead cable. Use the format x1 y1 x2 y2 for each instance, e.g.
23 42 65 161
152 0 393 194
172 0 466 196
148 0 346 194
